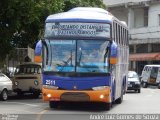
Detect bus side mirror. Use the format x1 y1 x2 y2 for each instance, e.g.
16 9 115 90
110 41 118 65
34 40 42 63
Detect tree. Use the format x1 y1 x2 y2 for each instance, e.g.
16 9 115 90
64 0 106 11
0 0 106 63
0 0 64 61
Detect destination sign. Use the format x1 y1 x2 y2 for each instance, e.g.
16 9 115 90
44 22 110 38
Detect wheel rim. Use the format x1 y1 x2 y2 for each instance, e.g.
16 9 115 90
3 91 8 100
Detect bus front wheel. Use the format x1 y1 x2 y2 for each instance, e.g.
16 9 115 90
157 84 160 89
100 102 112 110
49 101 59 109
115 89 123 104
33 92 40 98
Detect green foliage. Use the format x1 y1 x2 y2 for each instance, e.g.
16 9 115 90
0 0 64 61
64 0 106 11
0 0 106 61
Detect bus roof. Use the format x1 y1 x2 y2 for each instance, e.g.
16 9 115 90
46 7 114 23
68 7 109 14
144 65 160 67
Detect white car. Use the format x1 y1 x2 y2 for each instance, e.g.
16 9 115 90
0 73 12 101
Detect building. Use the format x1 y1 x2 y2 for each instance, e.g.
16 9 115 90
3 47 34 76
103 0 160 75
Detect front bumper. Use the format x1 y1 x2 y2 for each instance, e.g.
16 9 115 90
127 84 141 90
42 87 111 103
13 88 41 93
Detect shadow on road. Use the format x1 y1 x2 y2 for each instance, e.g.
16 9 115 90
47 101 120 112
8 93 42 100
126 90 140 94
143 85 158 89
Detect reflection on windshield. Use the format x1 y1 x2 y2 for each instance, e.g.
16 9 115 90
76 40 109 73
44 40 110 73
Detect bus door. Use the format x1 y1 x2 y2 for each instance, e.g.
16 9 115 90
148 67 158 84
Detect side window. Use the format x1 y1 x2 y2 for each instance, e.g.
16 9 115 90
159 14 160 26
146 67 149 71
121 27 123 45
27 68 31 73
116 23 119 44
39 68 42 74
126 30 129 45
112 22 115 40
118 25 120 44
144 66 147 71
123 28 125 46
31 68 35 73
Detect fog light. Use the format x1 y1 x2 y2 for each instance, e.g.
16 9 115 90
47 94 51 98
100 94 104 99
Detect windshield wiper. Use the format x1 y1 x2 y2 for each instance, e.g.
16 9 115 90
77 51 82 66
59 50 73 72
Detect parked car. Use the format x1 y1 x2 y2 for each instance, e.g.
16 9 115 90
0 73 12 101
13 62 42 98
127 71 141 93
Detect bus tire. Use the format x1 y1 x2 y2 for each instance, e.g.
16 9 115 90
49 101 59 109
101 102 112 111
115 89 123 104
33 92 40 98
1 89 8 101
138 89 141 93
158 84 160 89
142 82 147 88
106 103 112 110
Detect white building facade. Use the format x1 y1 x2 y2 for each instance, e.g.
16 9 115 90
104 0 160 74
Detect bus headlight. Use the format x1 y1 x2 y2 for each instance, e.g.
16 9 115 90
43 85 59 90
15 81 18 86
47 94 52 98
92 86 108 91
34 80 39 86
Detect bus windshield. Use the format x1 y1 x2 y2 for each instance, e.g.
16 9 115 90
44 39 110 73
15 64 41 74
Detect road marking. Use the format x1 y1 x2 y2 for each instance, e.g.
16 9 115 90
0 108 35 114
36 110 48 120
145 95 152 97
2 101 39 107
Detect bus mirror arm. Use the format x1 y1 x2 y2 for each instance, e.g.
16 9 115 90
41 40 49 65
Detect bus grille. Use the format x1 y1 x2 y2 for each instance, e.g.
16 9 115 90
60 92 90 102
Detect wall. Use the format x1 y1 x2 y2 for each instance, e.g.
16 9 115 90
130 4 160 40
103 0 150 6
148 4 160 27
109 7 128 23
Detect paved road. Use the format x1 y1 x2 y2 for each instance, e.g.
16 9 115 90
0 87 160 120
